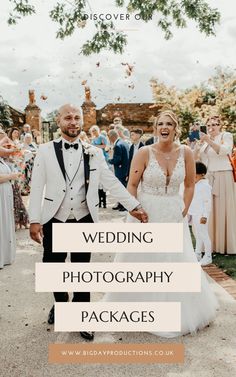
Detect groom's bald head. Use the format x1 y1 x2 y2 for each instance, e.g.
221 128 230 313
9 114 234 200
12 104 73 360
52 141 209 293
57 104 83 141
57 104 84 127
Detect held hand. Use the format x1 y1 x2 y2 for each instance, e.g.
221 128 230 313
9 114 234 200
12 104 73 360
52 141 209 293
30 223 43 244
200 132 211 143
182 208 188 218
200 217 207 224
129 207 148 223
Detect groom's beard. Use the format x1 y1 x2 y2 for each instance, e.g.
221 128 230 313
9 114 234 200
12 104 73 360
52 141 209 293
62 128 81 138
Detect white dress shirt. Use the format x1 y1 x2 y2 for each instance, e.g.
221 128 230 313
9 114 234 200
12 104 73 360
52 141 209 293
54 138 89 222
133 142 140 156
188 179 212 218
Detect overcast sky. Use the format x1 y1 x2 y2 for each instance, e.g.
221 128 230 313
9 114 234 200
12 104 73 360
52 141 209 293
0 0 236 117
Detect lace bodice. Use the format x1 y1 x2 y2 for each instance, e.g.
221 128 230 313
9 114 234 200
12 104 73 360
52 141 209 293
141 145 185 196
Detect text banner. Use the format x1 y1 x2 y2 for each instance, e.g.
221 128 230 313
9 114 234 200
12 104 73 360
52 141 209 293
55 302 181 332
35 262 201 292
52 223 183 253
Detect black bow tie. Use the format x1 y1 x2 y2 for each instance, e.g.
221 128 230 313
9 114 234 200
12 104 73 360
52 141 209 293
64 142 79 150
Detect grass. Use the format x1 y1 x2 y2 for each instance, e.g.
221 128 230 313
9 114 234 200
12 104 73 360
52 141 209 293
189 226 236 281
212 254 236 280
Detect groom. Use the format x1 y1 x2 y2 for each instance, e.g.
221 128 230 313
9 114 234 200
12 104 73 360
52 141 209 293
29 104 147 341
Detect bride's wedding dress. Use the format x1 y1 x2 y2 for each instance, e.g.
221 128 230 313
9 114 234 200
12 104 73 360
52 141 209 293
104 146 218 337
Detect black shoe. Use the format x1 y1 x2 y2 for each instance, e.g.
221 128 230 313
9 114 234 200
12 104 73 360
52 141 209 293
119 207 127 212
112 204 121 210
48 306 54 325
80 331 94 341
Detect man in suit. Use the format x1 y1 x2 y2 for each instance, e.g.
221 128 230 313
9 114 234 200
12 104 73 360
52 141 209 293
29 104 148 340
128 128 144 176
107 129 130 211
145 122 159 145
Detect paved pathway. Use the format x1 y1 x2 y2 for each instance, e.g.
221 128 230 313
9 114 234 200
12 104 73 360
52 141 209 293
203 265 236 300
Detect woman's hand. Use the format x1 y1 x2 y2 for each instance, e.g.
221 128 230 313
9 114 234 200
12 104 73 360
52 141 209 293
10 172 22 180
182 208 188 218
129 206 148 223
200 132 211 143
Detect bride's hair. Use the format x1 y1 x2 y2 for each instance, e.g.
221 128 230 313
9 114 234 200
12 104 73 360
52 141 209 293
154 110 181 140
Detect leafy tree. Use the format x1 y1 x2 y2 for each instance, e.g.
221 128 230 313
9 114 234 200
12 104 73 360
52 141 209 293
151 68 236 140
0 96 13 130
7 0 220 55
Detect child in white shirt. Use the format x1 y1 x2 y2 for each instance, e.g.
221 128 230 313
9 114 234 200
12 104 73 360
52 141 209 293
188 162 212 266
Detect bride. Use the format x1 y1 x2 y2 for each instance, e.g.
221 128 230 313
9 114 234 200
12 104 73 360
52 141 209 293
104 110 218 337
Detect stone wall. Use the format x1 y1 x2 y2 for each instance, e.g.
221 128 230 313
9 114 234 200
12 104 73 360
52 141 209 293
96 103 163 133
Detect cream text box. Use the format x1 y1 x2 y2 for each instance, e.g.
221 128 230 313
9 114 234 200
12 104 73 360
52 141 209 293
55 302 181 332
35 262 201 292
52 223 183 253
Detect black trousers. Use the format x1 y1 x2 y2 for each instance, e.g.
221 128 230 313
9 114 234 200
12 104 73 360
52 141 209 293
42 214 93 302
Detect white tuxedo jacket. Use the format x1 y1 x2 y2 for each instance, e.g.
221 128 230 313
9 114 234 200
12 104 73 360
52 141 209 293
29 138 139 224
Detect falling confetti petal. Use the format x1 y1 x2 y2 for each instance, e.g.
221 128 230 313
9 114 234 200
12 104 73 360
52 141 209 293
40 94 48 101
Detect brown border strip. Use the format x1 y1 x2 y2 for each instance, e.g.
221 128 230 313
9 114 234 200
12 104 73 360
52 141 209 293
203 264 236 300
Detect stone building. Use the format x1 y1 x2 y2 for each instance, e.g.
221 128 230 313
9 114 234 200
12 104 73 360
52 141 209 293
81 86 162 134
9 90 41 132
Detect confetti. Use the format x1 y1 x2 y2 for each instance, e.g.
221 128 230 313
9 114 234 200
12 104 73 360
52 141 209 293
40 94 48 101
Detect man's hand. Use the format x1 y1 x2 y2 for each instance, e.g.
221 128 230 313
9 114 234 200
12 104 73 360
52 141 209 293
30 223 43 244
129 206 148 223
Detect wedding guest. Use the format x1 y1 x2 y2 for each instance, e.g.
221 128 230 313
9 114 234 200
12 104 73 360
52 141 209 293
115 124 131 147
90 125 109 208
108 123 115 130
188 162 212 266
145 120 159 145
31 129 41 144
5 130 29 228
0 133 19 157
20 123 31 141
196 115 236 254
108 129 129 211
0 128 6 140
8 127 21 146
113 117 122 126
79 131 90 144
128 128 144 176
90 125 109 161
188 121 200 150
21 133 38 195
0 147 21 269
22 133 37 152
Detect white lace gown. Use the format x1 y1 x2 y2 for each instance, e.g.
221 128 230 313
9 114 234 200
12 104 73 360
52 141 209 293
104 146 218 337
0 158 16 269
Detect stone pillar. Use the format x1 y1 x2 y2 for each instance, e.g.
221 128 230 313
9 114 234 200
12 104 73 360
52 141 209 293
81 86 97 132
24 90 42 132
82 101 97 132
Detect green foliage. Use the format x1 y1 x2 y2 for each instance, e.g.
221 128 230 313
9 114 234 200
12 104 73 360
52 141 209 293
7 0 220 55
0 97 13 130
212 254 236 280
8 0 35 25
81 21 127 55
202 90 216 105
178 108 199 139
